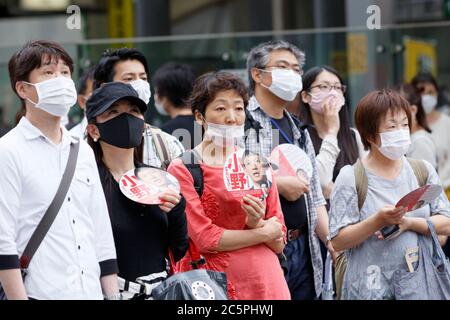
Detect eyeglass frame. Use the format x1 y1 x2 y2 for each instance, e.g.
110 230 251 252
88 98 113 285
260 65 304 76
309 83 347 94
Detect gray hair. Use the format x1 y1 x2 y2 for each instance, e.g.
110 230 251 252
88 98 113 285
246 40 306 93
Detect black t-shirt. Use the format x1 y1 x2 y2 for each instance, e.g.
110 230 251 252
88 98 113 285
271 116 308 230
98 162 188 281
161 115 198 150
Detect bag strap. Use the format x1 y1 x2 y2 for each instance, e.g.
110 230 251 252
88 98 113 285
354 159 368 211
244 109 263 144
354 158 429 211
187 239 205 269
20 138 80 269
168 239 205 275
149 126 171 170
180 150 204 198
426 219 440 244
425 219 448 264
289 113 310 150
406 158 428 187
169 151 206 274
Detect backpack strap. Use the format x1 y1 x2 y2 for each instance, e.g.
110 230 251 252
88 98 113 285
406 158 429 187
169 151 206 274
354 159 368 211
180 150 204 198
289 113 312 150
244 109 263 144
148 125 171 170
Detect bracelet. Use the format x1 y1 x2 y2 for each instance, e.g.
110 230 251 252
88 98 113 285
104 292 123 300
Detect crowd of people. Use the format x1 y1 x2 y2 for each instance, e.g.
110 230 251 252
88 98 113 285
0 38 449 300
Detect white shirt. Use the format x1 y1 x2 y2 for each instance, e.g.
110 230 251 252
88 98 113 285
69 116 88 140
408 130 438 169
430 113 450 189
0 117 117 300
315 134 340 188
314 128 367 189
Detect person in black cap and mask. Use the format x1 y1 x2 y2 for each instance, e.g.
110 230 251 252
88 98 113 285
85 82 188 299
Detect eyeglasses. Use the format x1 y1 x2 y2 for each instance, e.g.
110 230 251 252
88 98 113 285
263 65 304 76
310 83 346 94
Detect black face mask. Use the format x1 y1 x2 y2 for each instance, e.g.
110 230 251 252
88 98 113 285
96 113 145 149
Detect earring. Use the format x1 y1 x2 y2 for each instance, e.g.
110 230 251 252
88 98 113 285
94 138 98 142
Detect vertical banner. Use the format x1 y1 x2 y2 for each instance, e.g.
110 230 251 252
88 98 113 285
108 0 135 47
346 33 368 75
403 37 437 83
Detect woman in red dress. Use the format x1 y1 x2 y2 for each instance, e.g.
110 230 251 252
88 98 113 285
168 72 290 300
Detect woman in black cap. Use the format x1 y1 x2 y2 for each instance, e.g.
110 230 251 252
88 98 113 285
85 82 188 299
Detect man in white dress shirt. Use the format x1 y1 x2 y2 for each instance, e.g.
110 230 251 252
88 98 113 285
0 40 120 300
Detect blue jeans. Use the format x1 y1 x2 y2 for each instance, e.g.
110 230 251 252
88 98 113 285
283 233 316 300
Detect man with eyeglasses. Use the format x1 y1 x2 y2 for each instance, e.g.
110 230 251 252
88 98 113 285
245 40 336 300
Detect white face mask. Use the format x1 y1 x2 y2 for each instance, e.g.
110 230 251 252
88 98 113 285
204 121 245 148
260 69 303 102
130 79 151 105
378 129 411 160
154 94 169 116
421 94 437 114
24 76 77 117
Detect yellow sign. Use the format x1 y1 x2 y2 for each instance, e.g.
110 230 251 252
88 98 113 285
108 0 135 46
330 51 347 78
346 33 368 75
404 37 437 83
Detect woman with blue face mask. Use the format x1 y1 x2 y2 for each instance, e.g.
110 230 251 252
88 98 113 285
328 89 450 300
85 82 188 299
168 72 290 300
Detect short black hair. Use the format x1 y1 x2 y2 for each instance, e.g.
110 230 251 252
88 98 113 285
152 63 196 109
93 48 149 89
241 150 270 168
77 67 95 95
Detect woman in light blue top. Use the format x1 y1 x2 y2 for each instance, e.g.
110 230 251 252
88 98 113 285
329 89 450 300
